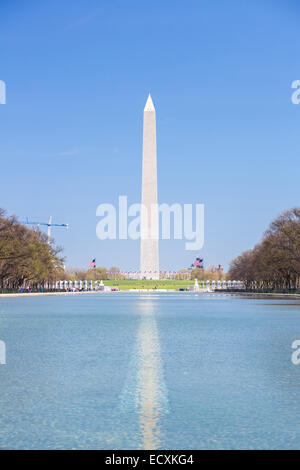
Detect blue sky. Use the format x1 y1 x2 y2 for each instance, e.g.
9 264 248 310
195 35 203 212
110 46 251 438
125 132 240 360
0 0 299 271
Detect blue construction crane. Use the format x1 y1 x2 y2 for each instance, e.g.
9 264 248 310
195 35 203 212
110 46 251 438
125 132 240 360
21 216 69 244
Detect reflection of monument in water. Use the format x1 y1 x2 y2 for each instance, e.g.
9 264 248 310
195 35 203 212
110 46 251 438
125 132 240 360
140 94 159 280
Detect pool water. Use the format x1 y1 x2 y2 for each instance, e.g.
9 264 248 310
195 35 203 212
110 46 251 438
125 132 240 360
0 293 299 449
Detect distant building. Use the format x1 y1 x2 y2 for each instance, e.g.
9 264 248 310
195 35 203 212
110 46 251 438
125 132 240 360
207 264 223 273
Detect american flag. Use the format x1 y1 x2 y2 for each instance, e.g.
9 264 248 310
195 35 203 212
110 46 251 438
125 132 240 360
89 259 96 269
193 258 203 268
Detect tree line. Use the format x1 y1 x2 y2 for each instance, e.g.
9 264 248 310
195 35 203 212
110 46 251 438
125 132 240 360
0 208 64 290
228 208 300 291
189 268 226 282
65 266 123 281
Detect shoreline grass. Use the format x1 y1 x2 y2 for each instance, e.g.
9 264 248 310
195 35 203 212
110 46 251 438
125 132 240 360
103 280 195 290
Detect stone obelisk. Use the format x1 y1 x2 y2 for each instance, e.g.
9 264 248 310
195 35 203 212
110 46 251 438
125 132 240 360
140 94 159 280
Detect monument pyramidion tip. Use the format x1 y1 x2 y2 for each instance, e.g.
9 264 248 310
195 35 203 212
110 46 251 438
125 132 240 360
144 93 155 112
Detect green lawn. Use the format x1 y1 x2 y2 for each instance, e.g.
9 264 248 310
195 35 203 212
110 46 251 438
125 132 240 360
103 279 194 290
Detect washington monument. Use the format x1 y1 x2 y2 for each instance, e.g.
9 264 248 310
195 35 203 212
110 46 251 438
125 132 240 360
140 94 159 280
